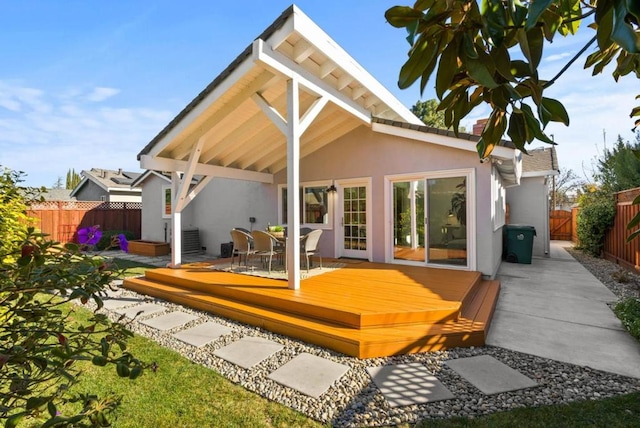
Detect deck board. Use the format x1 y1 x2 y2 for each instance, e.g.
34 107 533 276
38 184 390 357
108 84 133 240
123 260 499 358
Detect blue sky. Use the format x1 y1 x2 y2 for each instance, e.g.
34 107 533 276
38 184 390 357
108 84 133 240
1 1 637 187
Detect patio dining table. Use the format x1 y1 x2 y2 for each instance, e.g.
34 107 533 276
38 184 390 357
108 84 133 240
270 230 309 273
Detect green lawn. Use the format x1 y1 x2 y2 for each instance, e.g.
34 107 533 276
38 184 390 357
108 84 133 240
109 257 157 278
66 258 638 427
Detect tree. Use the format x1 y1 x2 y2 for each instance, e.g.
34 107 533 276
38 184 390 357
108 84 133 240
66 168 81 190
551 168 584 209
411 98 468 132
52 177 64 189
595 134 640 192
0 166 146 426
411 99 447 128
385 1 640 159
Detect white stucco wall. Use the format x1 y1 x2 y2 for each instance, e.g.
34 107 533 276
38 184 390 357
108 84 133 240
191 177 275 256
273 125 500 276
140 175 196 244
505 176 550 257
140 174 274 256
141 125 508 276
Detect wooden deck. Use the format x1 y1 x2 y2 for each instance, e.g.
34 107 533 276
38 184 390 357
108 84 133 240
123 259 500 359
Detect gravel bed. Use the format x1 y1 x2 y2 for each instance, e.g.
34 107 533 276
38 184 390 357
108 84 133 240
566 247 640 300
92 251 640 427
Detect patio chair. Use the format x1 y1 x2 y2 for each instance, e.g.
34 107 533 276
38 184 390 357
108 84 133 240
251 230 283 274
230 229 254 269
301 229 323 273
300 227 313 237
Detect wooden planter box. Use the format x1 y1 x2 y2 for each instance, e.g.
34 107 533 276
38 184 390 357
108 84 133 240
128 240 170 257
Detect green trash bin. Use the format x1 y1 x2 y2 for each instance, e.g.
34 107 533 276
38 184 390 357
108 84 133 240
504 224 536 264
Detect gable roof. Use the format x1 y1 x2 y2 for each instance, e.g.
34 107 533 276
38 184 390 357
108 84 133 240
137 5 423 180
70 168 143 197
521 147 559 177
137 5 519 187
38 188 76 201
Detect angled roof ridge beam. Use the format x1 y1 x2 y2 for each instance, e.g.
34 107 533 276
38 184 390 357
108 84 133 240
140 155 273 183
252 39 371 125
251 92 287 134
175 137 204 213
287 5 422 126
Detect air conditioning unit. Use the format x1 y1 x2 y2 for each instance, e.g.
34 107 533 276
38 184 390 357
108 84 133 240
182 228 202 254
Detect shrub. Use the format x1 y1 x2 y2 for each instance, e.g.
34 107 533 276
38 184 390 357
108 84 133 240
96 230 136 251
576 189 615 256
614 298 640 341
0 167 146 426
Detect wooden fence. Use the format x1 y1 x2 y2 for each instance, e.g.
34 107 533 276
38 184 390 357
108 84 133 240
27 201 142 243
603 187 640 272
549 210 572 240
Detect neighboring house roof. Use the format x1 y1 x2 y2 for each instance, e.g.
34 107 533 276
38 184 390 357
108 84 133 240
521 147 560 178
131 170 199 188
70 168 143 197
38 188 76 201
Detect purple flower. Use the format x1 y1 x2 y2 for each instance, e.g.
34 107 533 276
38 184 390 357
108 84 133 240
77 226 102 246
117 234 129 253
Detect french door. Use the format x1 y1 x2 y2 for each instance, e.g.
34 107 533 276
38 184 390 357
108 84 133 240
391 172 471 268
337 180 370 259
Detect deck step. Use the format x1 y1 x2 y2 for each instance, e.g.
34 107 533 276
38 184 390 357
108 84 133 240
141 267 469 329
123 274 500 359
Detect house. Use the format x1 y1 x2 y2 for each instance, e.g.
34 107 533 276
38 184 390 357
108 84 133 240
71 168 143 202
135 5 522 288
506 147 560 257
37 188 76 201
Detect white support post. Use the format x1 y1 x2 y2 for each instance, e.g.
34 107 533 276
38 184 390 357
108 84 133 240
286 78 301 290
410 181 418 250
170 171 182 268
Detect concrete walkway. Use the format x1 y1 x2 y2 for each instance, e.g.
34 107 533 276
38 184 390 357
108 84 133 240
487 241 640 379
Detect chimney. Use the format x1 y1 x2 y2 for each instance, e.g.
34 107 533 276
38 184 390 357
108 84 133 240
473 118 488 136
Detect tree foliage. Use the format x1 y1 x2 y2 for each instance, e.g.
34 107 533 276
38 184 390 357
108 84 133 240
595 134 640 192
576 187 615 256
551 167 584 209
411 99 447 128
385 1 640 159
0 167 146 427
65 169 81 190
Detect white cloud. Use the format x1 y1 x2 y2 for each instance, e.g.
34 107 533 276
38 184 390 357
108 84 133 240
0 80 173 187
0 82 49 113
86 86 120 102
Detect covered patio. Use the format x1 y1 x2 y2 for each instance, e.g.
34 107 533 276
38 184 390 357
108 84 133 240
123 259 499 359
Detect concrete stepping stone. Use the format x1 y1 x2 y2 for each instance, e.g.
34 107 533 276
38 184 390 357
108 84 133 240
101 296 143 310
173 321 233 347
113 303 166 319
367 362 454 407
140 311 198 331
268 353 349 399
214 337 284 369
445 355 538 395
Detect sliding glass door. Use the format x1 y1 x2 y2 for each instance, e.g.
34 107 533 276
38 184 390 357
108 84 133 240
392 173 469 267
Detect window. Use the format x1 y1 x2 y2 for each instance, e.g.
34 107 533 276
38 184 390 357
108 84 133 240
279 182 331 227
162 185 172 219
